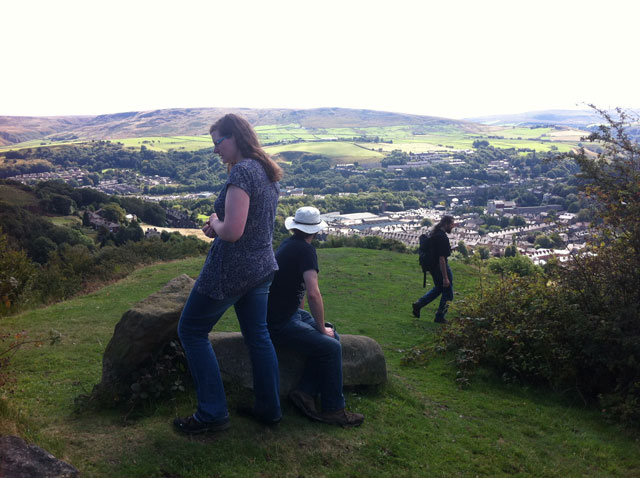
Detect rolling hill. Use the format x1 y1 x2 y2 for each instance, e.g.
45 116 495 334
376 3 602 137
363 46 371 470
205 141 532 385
465 108 640 127
0 107 485 146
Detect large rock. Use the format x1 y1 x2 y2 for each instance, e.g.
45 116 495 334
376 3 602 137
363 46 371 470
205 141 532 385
93 275 386 402
0 435 79 478
91 274 195 401
211 332 387 394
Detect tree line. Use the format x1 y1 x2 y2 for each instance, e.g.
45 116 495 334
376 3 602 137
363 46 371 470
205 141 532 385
0 179 209 316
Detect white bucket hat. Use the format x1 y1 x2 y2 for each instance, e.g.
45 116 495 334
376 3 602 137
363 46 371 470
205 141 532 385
285 206 328 234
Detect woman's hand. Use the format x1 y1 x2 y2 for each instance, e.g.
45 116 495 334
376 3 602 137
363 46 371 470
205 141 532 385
202 213 218 238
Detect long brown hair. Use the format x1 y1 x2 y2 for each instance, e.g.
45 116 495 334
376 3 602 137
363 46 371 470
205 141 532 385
210 114 283 182
429 215 455 237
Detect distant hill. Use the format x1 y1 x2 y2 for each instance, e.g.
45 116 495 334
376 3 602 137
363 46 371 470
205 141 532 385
0 115 92 146
464 108 640 128
0 107 478 146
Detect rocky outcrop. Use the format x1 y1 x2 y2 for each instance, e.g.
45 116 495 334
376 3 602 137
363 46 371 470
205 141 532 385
92 275 386 403
0 435 79 478
210 332 387 394
91 274 194 402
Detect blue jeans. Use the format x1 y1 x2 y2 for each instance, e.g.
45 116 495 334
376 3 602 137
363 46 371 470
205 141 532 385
177 278 281 423
416 264 453 321
269 309 346 412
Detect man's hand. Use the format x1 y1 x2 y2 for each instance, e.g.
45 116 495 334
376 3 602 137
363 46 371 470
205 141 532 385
442 277 451 288
323 326 335 338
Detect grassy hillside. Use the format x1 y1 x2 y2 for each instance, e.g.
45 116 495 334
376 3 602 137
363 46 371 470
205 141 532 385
1 249 638 477
0 107 466 146
0 183 39 207
266 141 385 164
0 107 585 162
0 115 91 147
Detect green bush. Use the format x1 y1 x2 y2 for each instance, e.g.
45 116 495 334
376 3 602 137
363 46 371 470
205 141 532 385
0 228 36 314
487 254 540 277
319 234 407 252
437 274 579 388
422 108 640 426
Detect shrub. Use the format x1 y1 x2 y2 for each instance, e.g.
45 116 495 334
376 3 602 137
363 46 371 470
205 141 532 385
436 274 579 388
318 234 407 253
487 254 540 277
0 228 36 314
416 108 640 426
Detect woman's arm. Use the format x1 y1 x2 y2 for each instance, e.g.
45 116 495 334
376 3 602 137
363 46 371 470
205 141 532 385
208 185 250 242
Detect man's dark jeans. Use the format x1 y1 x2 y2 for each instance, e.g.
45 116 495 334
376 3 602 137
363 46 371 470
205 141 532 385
269 309 346 412
416 264 453 321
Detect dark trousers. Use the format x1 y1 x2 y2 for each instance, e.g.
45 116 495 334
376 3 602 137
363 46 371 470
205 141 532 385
415 264 453 321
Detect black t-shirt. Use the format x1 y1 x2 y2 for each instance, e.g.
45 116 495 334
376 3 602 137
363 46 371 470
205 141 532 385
430 229 451 265
267 236 319 327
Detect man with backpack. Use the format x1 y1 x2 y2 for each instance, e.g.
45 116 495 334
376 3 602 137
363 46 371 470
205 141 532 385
413 215 456 323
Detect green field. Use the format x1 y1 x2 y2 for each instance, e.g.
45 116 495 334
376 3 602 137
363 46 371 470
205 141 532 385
0 136 215 154
114 136 213 152
2 249 638 477
0 123 584 160
265 141 385 163
0 139 88 151
47 215 82 227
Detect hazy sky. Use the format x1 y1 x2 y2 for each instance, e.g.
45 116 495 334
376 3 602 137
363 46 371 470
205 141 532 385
2 0 639 119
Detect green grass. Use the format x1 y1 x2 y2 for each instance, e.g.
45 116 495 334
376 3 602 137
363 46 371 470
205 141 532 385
0 139 87 152
114 136 214 152
265 141 384 163
2 249 639 477
491 127 553 139
47 215 82 227
0 184 39 207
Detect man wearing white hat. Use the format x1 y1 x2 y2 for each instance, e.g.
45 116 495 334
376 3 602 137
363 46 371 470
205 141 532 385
267 206 364 427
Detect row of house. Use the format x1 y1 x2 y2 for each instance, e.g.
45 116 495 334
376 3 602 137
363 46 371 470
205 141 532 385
317 204 590 265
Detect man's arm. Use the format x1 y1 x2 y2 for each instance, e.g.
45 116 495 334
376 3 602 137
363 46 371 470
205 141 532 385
302 269 334 337
439 256 450 288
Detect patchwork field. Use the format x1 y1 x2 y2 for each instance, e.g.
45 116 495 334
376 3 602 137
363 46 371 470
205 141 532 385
0 122 584 163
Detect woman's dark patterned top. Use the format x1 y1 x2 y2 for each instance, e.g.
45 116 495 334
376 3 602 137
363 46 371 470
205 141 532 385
195 158 280 299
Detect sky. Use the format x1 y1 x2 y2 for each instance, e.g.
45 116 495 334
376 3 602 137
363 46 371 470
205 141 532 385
2 0 639 119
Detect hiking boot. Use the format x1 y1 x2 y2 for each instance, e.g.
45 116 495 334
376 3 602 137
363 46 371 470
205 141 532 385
434 316 447 324
412 302 421 318
319 408 364 428
289 389 321 421
173 414 230 435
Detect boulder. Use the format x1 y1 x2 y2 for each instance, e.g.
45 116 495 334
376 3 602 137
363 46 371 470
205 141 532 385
93 275 386 402
211 332 387 395
0 435 79 478
91 274 194 401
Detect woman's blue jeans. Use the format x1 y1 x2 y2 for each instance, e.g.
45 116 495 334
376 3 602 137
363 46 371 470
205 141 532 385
177 279 281 423
416 264 453 321
269 309 346 412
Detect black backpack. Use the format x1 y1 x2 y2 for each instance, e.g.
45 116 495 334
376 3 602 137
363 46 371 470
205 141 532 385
418 233 434 288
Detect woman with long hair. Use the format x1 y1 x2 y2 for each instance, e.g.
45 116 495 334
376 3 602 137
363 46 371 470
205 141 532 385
174 114 284 434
